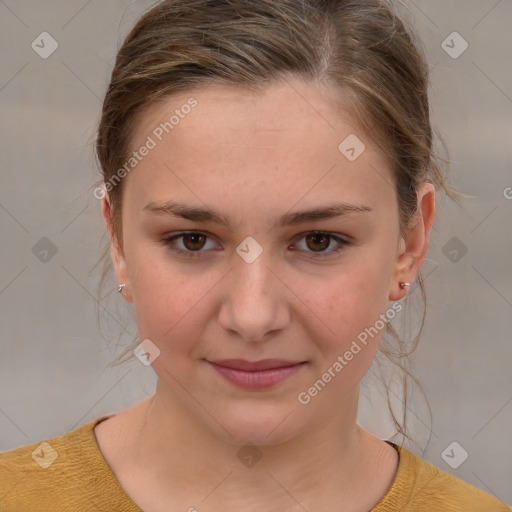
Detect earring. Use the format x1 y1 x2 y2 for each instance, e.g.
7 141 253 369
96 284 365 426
399 282 411 290
118 283 126 293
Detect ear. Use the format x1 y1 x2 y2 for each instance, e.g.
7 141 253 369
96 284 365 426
101 191 133 303
389 181 436 301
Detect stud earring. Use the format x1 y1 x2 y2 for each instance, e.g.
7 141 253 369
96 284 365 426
117 283 126 293
399 282 411 290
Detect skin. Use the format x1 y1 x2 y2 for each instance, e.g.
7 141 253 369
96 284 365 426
97 77 435 511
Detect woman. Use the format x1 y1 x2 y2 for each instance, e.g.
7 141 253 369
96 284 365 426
1 1 510 510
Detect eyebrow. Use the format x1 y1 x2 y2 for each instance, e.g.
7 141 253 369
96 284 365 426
143 200 373 227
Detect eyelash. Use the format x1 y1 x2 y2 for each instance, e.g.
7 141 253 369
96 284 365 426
160 231 350 259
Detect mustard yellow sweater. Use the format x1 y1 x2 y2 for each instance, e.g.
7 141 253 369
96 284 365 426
1 415 510 511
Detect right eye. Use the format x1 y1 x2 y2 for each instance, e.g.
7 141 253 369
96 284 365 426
161 231 219 258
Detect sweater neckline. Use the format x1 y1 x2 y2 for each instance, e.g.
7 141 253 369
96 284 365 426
82 415 142 510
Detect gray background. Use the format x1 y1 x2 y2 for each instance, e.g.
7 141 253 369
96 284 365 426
1 0 511 506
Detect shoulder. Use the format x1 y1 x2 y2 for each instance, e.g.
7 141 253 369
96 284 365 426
0 416 140 512
373 442 511 512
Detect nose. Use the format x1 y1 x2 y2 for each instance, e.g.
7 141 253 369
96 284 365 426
218 253 290 342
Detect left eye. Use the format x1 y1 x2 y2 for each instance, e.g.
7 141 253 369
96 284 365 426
161 231 349 259
293 231 348 257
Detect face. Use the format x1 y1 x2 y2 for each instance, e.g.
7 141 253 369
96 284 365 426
103 78 432 446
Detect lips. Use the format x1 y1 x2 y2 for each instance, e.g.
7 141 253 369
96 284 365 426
208 359 304 371
207 359 307 389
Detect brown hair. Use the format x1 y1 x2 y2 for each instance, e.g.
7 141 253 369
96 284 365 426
91 0 466 447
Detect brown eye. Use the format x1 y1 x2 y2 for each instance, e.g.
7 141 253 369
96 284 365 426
304 233 331 252
181 233 207 251
293 231 349 258
161 231 218 258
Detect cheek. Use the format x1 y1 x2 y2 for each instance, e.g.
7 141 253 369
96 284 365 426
129 249 221 355
133 275 200 338
297 258 393 371
301 289 388 399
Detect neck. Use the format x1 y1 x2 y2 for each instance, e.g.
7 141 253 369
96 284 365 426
125 378 395 511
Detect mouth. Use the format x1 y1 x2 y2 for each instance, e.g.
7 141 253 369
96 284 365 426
206 359 307 389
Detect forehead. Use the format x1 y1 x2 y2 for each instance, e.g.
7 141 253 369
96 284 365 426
124 78 395 213
135 79 357 140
